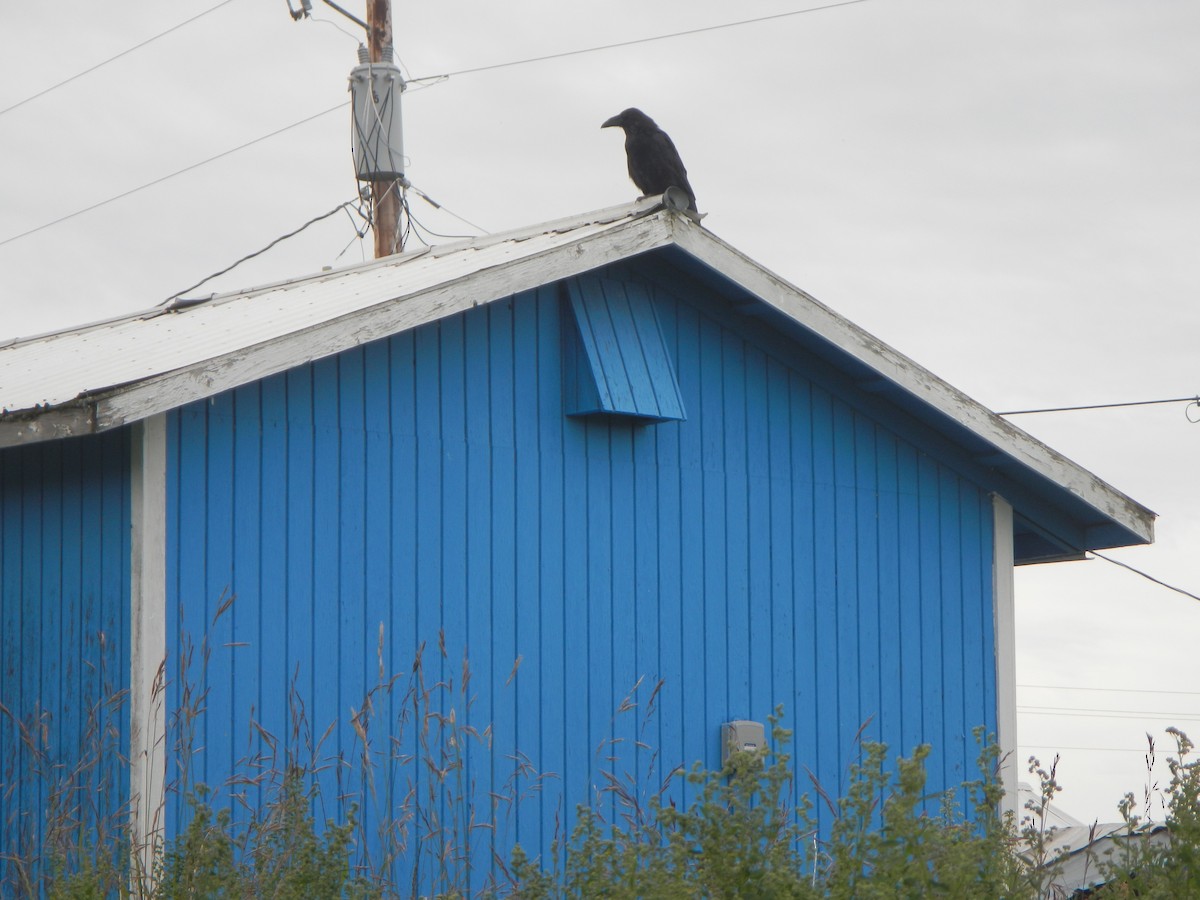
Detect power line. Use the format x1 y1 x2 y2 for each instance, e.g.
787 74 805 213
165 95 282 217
402 199 475 244
0 0 242 119
997 396 1200 416
1022 710 1200 724
406 182 488 235
408 0 875 83
308 14 365 47
1020 684 1200 698
1019 743 1170 754
1089 550 1200 605
1032 525 1200 608
1 3 869 248
1033 541 1200 607
1020 706 1200 722
162 199 362 305
0 102 348 250
333 203 372 264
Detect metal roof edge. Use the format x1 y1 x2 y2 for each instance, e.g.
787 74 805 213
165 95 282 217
69 207 680 436
160 196 672 310
177 196 672 307
0 197 1159 551
0 197 670 352
668 224 1155 547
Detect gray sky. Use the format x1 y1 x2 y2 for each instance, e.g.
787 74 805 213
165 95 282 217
2 0 1198 824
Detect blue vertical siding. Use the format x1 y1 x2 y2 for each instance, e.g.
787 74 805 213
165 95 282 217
164 265 997 884
0 430 130 876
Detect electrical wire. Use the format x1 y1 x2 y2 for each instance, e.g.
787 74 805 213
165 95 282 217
0 102 348 250
0 0 242 119
402 196 429 249
993 398 1200 605
1088 550 1200 605
352 96 486 251
1022 710 1200 724
407 182 488 234
333 230 366 263
333 200 372 263
3 2 863 248
309 15 363 46
1018 743 1172 754
399 192 416 251
1028 542 1200 607
1053 548 1200 607
997 396 1200 416
316 0 368 32
407 0 875 84
362 179 413 255
403 199 473 243
1020 684 1200 698
1025 524 1200 607
162 200 356 304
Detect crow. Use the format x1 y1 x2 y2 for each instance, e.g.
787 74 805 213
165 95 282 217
602 108 697 213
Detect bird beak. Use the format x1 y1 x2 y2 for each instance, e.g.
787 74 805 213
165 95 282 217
601 114 621 129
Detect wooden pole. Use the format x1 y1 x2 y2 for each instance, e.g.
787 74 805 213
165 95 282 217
367 0 401 257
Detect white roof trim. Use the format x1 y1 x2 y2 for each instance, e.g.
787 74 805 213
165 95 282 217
95 212 675 431
672 226 1154 543
0 198 672 431
0 197 1153 546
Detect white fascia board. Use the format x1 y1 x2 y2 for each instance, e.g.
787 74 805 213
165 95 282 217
671 223 1155 546
0 205 1155 549
0 407 96 448
83 212 673 430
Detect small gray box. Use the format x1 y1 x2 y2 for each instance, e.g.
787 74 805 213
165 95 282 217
349 59 406 182
721 720 766 765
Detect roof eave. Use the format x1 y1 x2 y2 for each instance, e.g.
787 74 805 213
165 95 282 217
0 205 680 445
0 201 1155 554
0 403 97 449
669 224 1155 550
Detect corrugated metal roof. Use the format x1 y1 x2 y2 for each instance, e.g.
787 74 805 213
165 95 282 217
0 195 1155 551
0 198 669 417
1013 781 1171 896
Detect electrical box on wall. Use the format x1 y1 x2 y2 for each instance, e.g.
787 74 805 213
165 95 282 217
721 720 766 765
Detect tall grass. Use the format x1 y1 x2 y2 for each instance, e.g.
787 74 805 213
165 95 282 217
8 603 1200 897
1 630 131 896
1 608 553 898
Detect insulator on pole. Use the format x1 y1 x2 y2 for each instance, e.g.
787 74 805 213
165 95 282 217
349 47 405 182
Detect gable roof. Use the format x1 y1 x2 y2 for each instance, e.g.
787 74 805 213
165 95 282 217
0 196 1154 559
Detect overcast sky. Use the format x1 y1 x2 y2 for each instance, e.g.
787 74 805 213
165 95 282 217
2 0 1198 824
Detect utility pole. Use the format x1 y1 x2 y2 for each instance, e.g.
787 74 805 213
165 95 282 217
367 0 402 257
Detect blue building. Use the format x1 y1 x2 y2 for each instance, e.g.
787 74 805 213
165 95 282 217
0 198 1154 883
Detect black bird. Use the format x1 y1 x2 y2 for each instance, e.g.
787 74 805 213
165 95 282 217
602 108 697 213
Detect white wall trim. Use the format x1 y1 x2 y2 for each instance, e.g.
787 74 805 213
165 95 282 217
992 493 1018 818
130 414 167 882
